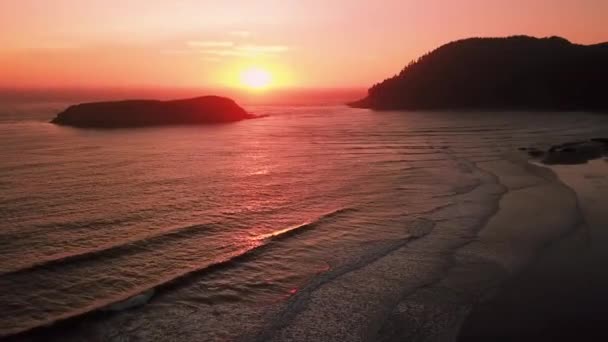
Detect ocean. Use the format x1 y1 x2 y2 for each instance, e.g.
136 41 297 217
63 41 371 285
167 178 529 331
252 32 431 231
1 103 608 341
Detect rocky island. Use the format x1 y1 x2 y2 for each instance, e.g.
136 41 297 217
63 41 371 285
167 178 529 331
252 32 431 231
351 36 608 111
51 95 256 128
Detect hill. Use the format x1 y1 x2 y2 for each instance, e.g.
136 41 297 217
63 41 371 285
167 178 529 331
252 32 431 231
350 36 608 111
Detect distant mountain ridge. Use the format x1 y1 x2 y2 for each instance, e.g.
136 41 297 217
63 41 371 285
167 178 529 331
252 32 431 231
351 36 608 111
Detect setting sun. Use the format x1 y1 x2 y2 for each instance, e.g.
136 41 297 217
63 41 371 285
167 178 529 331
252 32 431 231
240 68 272 89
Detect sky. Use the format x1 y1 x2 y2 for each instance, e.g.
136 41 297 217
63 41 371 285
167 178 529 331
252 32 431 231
1 0 607 91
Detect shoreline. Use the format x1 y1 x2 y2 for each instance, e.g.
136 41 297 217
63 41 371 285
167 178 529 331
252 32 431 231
373 153 583 341
458 158 608 341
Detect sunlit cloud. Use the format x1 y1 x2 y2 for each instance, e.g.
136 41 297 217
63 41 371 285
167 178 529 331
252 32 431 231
235 45 288 53
187 41 234 48
201 49 249 57
163 39 289 60
15 41 79 50
230 31 252 38
160 49 191 55
202 56 222 62
196 43 289 59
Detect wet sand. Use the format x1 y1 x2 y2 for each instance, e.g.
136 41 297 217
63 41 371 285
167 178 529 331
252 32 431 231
373 154 581 342
458 158 608 341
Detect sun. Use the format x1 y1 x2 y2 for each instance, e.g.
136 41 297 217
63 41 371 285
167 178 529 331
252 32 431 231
240 68 272 89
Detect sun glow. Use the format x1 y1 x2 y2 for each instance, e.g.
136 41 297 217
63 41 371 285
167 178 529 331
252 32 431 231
240 68 272 89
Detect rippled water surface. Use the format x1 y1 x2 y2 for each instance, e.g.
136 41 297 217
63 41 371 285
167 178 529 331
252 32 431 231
1 103 607 340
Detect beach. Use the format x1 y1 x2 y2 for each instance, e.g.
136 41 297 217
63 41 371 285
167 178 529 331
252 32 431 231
459 158 608 341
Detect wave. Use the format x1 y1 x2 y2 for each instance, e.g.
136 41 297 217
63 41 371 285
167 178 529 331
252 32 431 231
1 207 355 339
101 289 155 312
255 207 356 241
0 222 217 276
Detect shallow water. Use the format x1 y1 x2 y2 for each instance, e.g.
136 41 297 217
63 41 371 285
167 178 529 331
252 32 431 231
1 103 607 340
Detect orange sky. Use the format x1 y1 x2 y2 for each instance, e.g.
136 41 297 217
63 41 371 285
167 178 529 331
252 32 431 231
1 0 607 90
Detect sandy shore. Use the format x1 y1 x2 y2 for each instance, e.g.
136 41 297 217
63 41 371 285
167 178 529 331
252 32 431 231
458 158 608 341
369 153 587 342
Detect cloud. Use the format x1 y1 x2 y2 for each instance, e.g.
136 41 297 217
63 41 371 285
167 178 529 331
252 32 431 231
202 56 221 62
160 49 191 55
179 39 288 59
187 41 234 48
17 41 79 50
201 49 249 57
235 45 288 53
230 31 252 38
198 44 289 58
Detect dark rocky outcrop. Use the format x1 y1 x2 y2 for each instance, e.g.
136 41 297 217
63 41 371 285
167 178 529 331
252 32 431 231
51 96 256 128
519 147 545 158
520 139 608 164
543 140 607 164
351 36 608 111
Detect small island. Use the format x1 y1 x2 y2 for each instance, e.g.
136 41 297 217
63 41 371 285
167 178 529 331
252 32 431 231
351 36 608 111
51 95 256 128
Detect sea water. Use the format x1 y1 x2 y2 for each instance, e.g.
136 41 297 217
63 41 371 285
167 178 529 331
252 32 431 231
1 103 607 340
